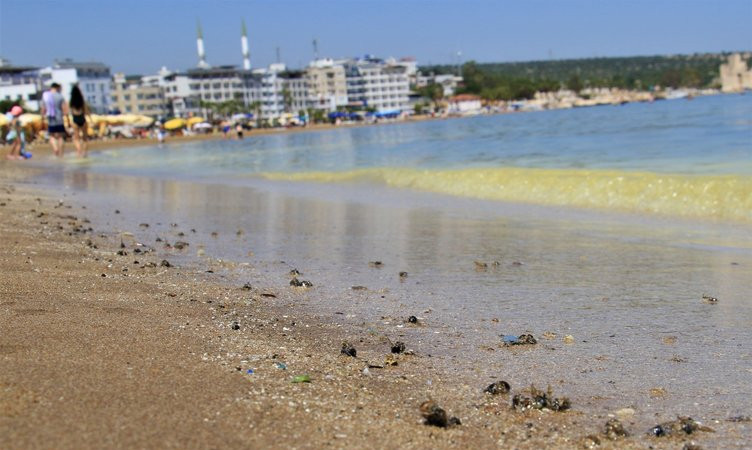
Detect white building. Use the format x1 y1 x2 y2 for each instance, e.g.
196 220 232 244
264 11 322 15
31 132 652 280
344 57 410 112
38 59 112 113
0 60 41 111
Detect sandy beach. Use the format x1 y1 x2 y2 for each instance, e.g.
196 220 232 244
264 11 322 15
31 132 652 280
2 161 748 449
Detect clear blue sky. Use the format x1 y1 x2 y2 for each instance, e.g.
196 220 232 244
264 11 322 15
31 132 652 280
1 0 750 75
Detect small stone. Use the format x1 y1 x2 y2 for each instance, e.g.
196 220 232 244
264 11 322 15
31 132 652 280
408 315 418 324
160 260 171 267
604 418 629 439
391 341 406 354
369 261 383 268
563 335 575 344
702 294 718 304
615 407 635 418
231 322 240 330
399 271 408 278
289 277 313 287
340 342 356 357
649 387 666 398
420 400 448 428
384 354 398 366
173 241 189 250
241 283 253 290
484 380 511 395
542 331 557 339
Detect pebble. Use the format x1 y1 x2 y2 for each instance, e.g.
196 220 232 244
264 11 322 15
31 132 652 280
391 341 406 354
563 335 575 344
484 380 511 395
340 342 357 357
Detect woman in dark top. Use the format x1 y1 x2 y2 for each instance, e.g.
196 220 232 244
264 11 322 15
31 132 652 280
69 85 90 158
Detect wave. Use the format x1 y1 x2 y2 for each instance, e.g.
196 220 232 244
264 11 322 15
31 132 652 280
259 167 752 222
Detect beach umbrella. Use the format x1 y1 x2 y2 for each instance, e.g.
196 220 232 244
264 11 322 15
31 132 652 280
19 113 42 127
163 118 186 130
87 114 106 125
105 115 125 125
186 116 205 127
133 116 155 127
192 122 212 129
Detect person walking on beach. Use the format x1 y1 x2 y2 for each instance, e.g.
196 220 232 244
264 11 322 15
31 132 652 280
40 82 69 157
69 85 90 158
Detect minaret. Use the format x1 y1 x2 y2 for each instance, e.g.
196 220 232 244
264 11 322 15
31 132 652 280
241 20 251 70
196 20 209 69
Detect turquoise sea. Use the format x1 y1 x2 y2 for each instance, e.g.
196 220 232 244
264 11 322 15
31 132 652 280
34 93 752 444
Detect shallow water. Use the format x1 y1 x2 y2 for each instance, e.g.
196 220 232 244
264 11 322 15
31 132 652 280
27 93 752 443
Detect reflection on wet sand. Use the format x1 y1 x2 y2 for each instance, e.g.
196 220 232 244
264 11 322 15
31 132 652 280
58 169 752 432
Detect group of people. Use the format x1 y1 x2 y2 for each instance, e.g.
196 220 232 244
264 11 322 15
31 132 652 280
4 82 91 160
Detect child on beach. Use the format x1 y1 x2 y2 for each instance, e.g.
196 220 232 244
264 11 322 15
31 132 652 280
69 85 91 158
4 106 29 160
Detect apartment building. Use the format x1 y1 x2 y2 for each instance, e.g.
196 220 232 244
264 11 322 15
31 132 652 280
38 59 112 113
306 59 348 111
0 59 40 110
110 73 167 117
344 57 410 112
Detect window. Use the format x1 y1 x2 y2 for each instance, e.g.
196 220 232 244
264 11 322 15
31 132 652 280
137 94 143 100
125 106 131 112
124 94 130 100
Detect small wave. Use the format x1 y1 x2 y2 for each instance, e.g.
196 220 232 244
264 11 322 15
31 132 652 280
260 167 752 222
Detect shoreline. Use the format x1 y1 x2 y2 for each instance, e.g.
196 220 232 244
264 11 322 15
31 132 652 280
1 168 747 448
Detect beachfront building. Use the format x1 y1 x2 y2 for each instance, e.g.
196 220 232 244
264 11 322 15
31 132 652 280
446 94 482 114
280 70 309 115
305 59 348 111
719 53 752 93
0 59 40 111
37 59 112 113
110 73 168 117
417 73 463 97
344 56 410 113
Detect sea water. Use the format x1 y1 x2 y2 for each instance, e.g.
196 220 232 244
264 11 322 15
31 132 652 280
37 93 752 442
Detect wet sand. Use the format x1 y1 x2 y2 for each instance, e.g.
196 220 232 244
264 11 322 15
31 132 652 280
1 166 749 449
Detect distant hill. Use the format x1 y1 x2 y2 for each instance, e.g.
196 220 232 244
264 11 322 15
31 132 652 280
422 53 740 99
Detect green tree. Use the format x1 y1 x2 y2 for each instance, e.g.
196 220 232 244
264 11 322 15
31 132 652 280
566 74 583 93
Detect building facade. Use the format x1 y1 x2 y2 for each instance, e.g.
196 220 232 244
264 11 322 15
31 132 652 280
344 58 410 113
36 59 112 113
305 59 348 111
110 73 168 117
0 59 40 111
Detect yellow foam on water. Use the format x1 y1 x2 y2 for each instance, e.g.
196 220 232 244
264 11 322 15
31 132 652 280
261 167 752 222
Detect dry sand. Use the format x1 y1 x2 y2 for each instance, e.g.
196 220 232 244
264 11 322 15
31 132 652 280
0 167 739 449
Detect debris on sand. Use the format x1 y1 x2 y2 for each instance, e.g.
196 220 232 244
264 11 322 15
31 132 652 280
340 342 357 357
484 380 511 395
241 283 253 290
702 294 718 304
391 341 406 354
160 260 172 267
399 271 408 279
289 278 313 287
420 400 461 428
512 385 570 412
369 261 383 268
173 241 189 250
501 334 537 346
604 418 629 439
408 315 418 324
649 416 714 437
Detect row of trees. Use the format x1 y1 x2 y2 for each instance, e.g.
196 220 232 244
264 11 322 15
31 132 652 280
424 53 730 101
